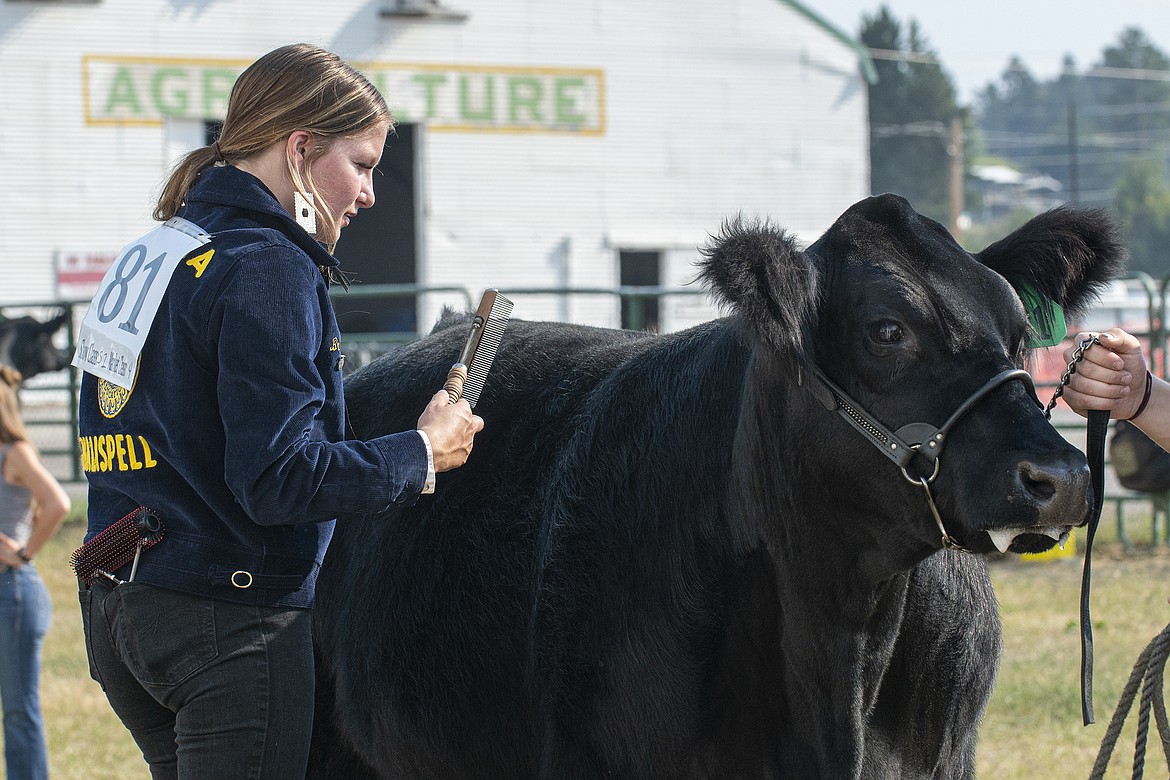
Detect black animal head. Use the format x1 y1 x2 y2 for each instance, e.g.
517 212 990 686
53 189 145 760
698 197 1122 363
0 309 73 380
699 194 1124 558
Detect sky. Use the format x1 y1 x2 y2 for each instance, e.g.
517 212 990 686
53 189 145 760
806 0 1170 103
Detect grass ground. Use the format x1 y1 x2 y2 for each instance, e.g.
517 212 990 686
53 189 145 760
978 529 1170 778
37 515 142 779
20 506 1170 778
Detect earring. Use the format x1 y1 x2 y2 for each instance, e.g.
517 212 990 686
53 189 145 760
294 191 317 234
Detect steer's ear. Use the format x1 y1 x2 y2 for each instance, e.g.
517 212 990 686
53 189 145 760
697 217 818 357
976 206 1126 317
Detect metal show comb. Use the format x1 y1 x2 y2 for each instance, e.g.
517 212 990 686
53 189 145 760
443 288 513 409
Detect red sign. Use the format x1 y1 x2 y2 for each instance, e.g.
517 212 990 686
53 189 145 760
55 251 116 300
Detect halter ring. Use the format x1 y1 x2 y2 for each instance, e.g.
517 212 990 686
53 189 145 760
900 448 941 485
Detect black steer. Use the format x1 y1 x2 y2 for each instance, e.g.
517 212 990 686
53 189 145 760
1110 419 1170 495
310 194 1123 779
0 309 72 380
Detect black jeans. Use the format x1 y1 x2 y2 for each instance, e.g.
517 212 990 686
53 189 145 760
79 580 314 779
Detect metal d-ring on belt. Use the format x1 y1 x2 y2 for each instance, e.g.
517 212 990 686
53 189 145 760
207 565 301 591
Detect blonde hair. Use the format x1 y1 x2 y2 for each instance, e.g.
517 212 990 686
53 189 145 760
155 43 392 247
0 366 29 444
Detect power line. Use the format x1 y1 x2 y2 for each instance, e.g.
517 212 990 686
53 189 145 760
866 47 942 66
981 130 1170 148
1078 101 1170 118
863 47 1170 85
977 150 1162 167
871 121 947 137
1083 66 1170 83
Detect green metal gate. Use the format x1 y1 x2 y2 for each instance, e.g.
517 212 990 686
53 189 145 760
7 276 1170 550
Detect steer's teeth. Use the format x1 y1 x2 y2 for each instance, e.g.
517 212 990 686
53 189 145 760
987 526 1073 554
987 528 1017 554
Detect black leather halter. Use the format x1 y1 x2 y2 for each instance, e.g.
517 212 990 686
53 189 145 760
804 366 1040 550
805 354 1108 725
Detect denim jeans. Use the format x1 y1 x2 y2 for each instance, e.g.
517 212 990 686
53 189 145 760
0 564 52 780
80 580 314 780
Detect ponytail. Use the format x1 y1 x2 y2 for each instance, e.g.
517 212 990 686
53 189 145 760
154 145 224 222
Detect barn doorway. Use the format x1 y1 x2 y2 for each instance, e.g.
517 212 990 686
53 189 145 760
619 249 661 332
332 123 419 335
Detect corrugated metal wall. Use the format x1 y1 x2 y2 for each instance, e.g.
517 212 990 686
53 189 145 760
0 0 868 331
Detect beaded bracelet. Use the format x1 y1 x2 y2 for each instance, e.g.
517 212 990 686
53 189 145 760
1123 370 1154 421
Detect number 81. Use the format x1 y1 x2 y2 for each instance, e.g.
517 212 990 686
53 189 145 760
97 244 165 336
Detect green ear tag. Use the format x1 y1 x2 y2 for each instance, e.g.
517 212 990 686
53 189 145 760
1017 283 1066 348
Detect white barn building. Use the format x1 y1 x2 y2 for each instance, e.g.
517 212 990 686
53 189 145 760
0 0 872 334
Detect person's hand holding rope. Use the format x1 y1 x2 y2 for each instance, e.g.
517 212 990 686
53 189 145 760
1060 327 1170 778
1062 328 1169 448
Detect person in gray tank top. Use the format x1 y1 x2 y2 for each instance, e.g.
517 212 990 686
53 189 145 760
0 365 71 780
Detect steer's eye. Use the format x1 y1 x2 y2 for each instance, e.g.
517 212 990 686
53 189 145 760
869 320 904 345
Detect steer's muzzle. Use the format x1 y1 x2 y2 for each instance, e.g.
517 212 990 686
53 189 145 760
986 450 1092 554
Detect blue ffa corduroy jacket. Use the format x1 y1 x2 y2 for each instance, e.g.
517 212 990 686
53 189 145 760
78 165 428 608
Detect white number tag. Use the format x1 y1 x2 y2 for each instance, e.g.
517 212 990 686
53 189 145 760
72 217 210 389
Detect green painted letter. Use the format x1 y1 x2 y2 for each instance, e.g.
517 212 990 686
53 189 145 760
508 76 543 124
412 73 447 118
555 77 588 126
103 66 143 117
151 68 189 116
459 74 495 122
201 68 237 118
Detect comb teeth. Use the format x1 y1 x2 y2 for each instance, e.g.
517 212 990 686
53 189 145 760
461 294 513 409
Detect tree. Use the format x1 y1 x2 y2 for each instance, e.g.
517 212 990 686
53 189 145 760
975 59 1075 200
1112 156 1170 277
975 27 1170 208
861 7 962 225
976 57 1066 142
1088 27 1170 137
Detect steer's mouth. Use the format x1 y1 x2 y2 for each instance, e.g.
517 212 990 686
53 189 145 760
986 525 1074 555
973 450 1093 555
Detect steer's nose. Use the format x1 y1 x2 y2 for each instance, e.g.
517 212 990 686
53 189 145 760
1015 454 1092 521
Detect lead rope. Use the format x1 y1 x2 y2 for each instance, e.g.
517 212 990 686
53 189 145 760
1077 371 1170 780
1088 623 1170 779
1044 335 1108 727
1052 338 1170 779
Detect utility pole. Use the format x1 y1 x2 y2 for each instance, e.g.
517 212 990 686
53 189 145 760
948 113 964 241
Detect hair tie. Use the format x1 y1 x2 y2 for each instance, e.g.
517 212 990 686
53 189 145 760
1123 370 1154 421
212 141 225 163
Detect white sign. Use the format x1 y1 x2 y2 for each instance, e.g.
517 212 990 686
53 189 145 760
54 250 117 300
83 55 605 135
72 217 210 389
